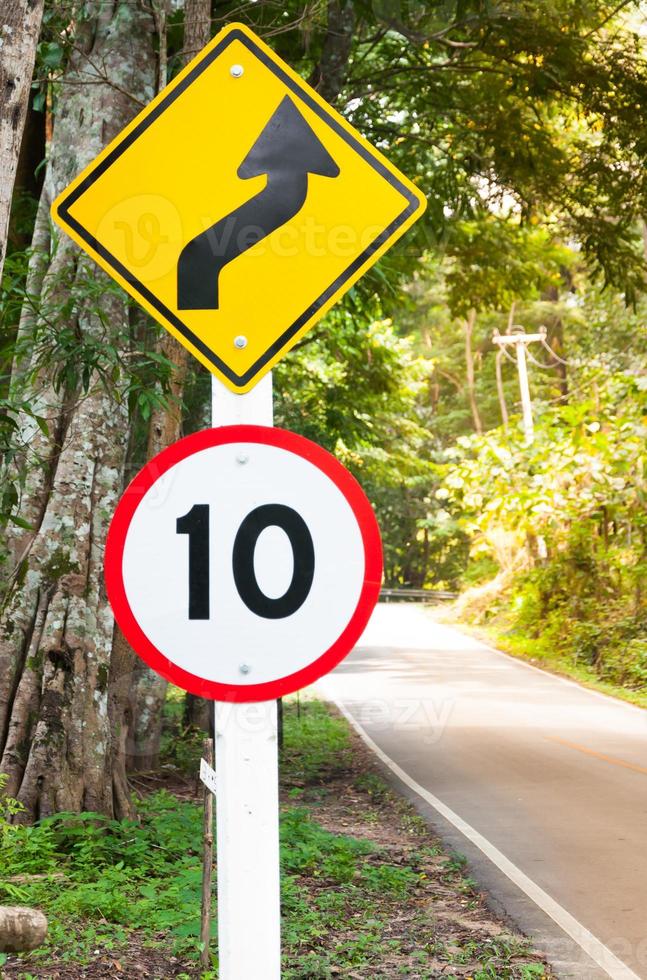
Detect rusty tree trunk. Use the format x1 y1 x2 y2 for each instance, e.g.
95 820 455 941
0 0 156 821
0 0 45 283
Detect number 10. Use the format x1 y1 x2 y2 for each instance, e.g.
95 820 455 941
176 503 315 621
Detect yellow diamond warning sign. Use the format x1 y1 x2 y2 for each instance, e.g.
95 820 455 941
51 23 427 393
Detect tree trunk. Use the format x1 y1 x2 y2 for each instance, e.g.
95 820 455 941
495 349 509 431
127 659 169 771
183 0 211 63
129 0 211 771
184 692 212 734
0 0 45 284
308 0 355 104
7 91 46 254
463 308 482 434
0 0 156 821
1 92 47 404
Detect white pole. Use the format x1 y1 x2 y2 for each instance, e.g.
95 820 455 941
515 340 534 443
211 372 281 980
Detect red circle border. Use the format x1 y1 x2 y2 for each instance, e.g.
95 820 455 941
104 425 383 702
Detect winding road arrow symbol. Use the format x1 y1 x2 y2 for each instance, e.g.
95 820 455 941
177 95 341 311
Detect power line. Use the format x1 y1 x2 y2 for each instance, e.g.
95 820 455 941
539 333 570 366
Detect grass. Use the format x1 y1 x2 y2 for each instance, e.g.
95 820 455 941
0 698 551 978
0 793 208 969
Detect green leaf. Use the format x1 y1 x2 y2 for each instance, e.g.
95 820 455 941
40 41 64 70
8 514 36 531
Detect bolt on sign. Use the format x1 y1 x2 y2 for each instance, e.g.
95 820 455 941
51 22 427 393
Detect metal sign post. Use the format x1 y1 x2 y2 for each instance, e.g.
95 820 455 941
55 20 423 977
104 387 382 974
213 700 280 978
210 373 281 979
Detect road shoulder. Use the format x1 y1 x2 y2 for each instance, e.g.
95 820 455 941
328 693 622 980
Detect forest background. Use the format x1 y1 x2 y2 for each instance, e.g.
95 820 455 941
0 0 645 825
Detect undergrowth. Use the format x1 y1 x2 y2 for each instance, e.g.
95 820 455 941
1 700 549 978
454 534 647 707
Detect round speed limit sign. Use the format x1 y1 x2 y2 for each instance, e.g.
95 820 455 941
105 426 382 701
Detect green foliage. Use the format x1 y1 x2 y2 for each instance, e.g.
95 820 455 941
0 701 466 977
275 312 451 586
8 248 172 407
0 245 180 533
442 374 645 548
506 542 647 689
159 686 207 774
331 0 647 300
281 808 375 882
281 696 354 785
442 372 646 687
445 221 573 318
275 311 431 472
0 791 212 963
0 772 25 823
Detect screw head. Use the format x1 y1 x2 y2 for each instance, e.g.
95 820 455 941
230 64 244 78
239 664 251 675
234 335 247 349
236 453 249 465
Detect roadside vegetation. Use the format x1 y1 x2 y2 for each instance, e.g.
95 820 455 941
438 359 646 699
0 3 644 974
0 0 645 879
275 251 646 699
1 699 551 979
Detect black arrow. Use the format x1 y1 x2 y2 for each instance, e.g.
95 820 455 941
177 96 340 311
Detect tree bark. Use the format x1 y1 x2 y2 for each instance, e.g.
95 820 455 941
183 0 211 63
463 308 482 434
309 0 354 104
7 91 46 254
129 0 211 771
0 0 156 821
128 658 169 771
0 0 45 284
184 692 212 734
495 349 508 431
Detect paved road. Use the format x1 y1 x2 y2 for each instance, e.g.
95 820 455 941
317 604 647 980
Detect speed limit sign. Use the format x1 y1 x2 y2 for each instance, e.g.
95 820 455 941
105 425 382 701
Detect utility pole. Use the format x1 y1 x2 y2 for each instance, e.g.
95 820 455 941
492 326 547 442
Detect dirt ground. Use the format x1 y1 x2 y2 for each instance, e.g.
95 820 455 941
277 718 553 979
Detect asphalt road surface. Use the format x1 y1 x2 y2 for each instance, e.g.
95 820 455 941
317 603 647 980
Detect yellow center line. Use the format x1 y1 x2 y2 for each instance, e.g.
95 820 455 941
547 736 647 776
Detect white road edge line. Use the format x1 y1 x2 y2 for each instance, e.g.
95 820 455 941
329 695 640 980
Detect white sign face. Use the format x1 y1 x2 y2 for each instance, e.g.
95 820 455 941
105 426 382 701
200 758 217 796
